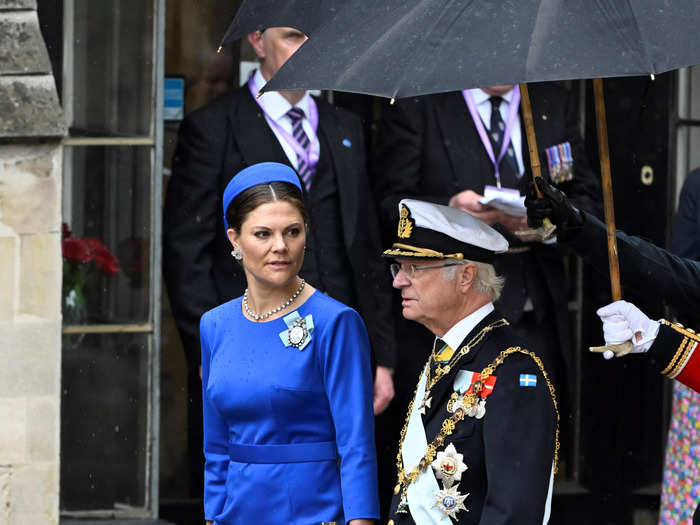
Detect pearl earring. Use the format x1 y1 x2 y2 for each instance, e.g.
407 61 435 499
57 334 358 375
231 247 242 260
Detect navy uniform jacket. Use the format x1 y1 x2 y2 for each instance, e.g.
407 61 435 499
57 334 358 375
388 310 557 524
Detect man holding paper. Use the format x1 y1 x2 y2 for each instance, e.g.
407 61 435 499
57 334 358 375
374 82 602 394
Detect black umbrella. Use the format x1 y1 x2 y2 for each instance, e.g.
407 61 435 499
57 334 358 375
217 0 341 49
263 0 700 98
262 0 700 303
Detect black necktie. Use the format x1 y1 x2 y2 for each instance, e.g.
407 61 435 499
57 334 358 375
488 96 519 188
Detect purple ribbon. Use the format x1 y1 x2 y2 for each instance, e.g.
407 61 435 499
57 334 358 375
462 86 521 188
248 73 320 170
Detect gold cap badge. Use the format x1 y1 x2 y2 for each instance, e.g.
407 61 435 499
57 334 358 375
397 204 414 239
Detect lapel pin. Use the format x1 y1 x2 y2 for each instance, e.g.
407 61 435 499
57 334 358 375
342 138 352 148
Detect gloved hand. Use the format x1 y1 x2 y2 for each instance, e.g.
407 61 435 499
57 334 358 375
525 177 584 239
590 300 660 359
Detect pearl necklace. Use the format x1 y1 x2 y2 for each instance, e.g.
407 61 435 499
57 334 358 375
243 279 305 321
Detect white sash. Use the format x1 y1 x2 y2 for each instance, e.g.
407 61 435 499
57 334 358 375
401 368 453 525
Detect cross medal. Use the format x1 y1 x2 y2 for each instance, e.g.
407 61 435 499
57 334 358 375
418 395 432 415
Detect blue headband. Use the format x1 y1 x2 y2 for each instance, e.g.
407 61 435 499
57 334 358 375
222 162 303 230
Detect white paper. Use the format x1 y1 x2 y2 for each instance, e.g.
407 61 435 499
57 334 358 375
478 186 526 217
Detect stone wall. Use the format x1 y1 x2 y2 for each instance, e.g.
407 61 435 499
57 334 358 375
0 1 65 524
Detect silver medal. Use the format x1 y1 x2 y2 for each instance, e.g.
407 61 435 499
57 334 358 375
433 484 469 519
288 318 308 348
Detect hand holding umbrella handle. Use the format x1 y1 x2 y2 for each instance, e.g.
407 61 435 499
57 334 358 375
516 82 557 241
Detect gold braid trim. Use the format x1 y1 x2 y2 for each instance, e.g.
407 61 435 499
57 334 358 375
668 338 698 379
383 243 464 260
392 342 560 508
660 319 700 341
659 320 700 376
661 337 689 377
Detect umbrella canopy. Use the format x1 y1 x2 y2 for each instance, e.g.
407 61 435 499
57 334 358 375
219 0 341 47
264 0 700 98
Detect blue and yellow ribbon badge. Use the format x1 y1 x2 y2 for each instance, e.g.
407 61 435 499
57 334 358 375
433 341 455 363
519 373 537 387
279 310 314 351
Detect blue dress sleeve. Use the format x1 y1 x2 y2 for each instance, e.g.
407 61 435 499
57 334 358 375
200 313 229 520
318 308 380 521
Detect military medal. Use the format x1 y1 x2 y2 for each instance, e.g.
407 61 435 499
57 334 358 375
418 395 432 415
546 141 574 184
475 399 486 419
279 311 314 351
288 317 308 348
434 484 469 520
431 443 468 488
396 496 409 514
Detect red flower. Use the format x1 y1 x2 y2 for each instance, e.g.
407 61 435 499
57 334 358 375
61 225 120 275
93 246 121 276
62 237 91 263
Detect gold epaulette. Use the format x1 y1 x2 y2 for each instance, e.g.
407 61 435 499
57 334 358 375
659 319 700 378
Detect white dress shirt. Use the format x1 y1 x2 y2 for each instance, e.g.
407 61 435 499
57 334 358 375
440 302 495 351
254 68 320 170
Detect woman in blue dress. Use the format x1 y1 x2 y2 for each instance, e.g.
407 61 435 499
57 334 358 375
200 162 379 525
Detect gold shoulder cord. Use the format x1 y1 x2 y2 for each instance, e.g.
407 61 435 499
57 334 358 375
392 343 560 511
659 319 700 377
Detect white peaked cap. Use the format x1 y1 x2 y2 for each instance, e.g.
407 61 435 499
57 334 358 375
382 199 509 261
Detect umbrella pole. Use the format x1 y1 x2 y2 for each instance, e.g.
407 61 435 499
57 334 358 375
592 78 622 301
519 83 543 188
518 83 556 238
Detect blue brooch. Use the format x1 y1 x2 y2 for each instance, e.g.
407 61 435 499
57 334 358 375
342 138 352 148
279 311 314 350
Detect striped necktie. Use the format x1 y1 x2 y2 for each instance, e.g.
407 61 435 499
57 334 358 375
488 95 519 186
287 107 314 190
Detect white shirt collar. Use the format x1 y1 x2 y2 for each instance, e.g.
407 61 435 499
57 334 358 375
440 302 495 351
254 68 311 122
468 87 515 106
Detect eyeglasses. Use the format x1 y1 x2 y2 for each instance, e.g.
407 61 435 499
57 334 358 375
389 261 465 279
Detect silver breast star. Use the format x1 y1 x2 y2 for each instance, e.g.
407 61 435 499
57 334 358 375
418 395 432 415
434 484 469 520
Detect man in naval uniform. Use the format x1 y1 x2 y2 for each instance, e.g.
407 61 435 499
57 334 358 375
382 199 558 524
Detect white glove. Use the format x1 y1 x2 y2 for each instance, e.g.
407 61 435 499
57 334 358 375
590 300 660 360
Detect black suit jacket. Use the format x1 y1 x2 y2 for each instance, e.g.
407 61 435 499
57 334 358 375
164 84 396 370
373 83 602 379
374 83 600 220
388 311 557 524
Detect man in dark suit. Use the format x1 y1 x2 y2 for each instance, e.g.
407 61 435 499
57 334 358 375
163 26 397 497
374 83 601 395
383 198 557 524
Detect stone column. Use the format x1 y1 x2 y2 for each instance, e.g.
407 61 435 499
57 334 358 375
0 1 66 524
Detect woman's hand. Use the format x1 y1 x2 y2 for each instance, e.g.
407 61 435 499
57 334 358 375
348 519 374 525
